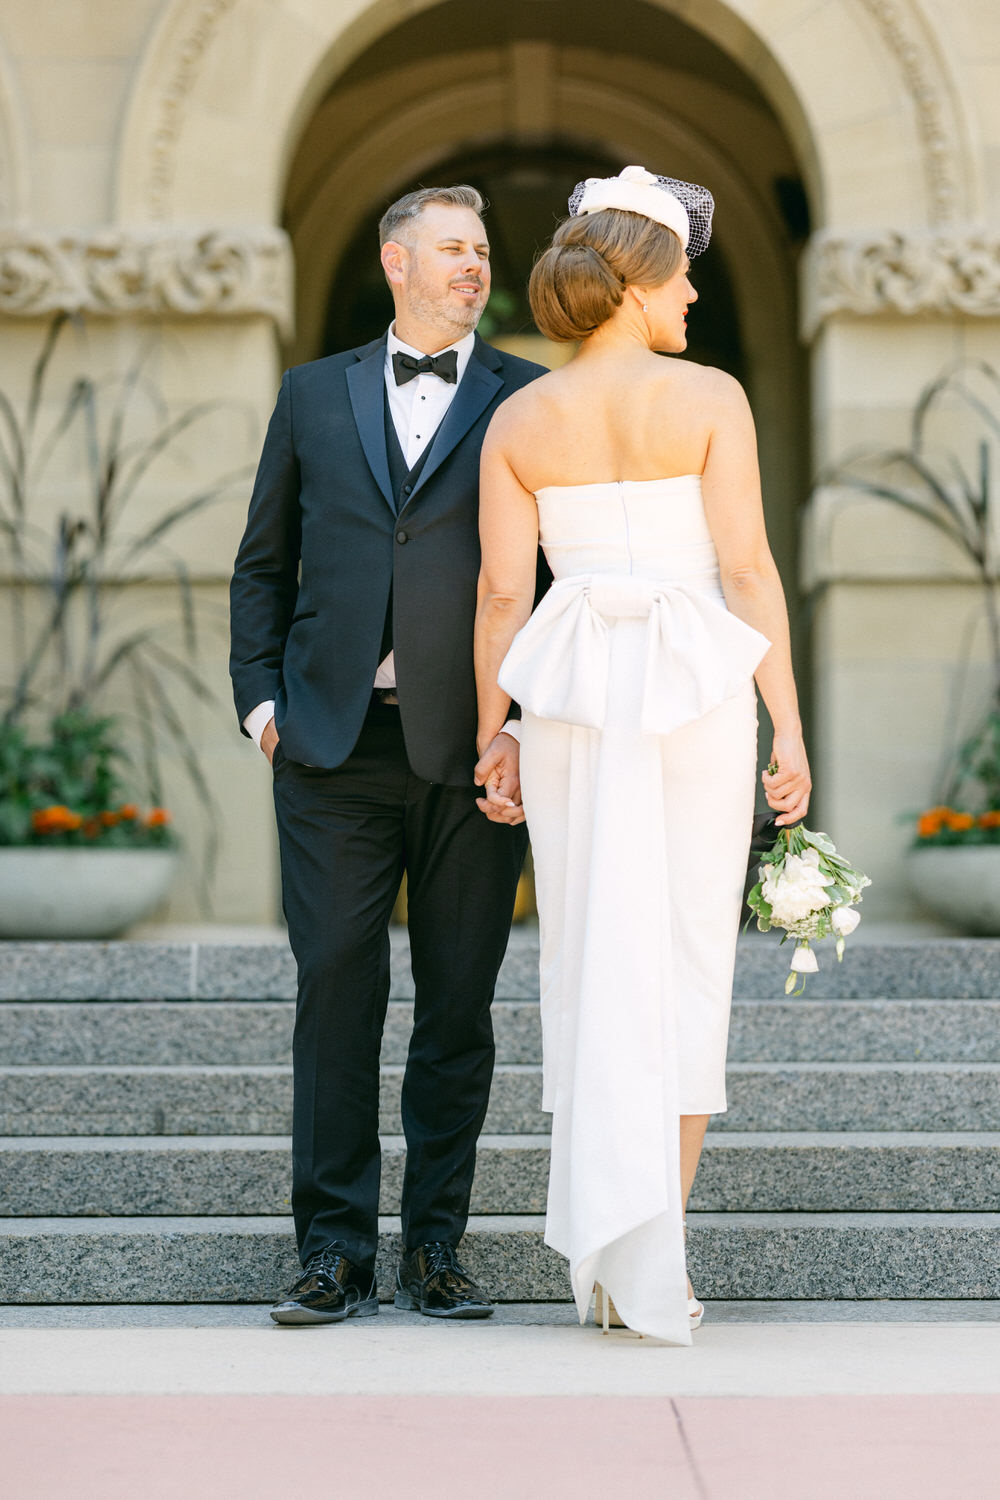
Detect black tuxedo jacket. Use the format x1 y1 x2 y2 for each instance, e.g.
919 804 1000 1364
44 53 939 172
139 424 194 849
229 333 547 785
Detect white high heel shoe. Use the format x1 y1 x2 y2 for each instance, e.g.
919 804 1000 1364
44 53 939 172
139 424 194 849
593 1283 623 1332
593 1215 704 1335
593 1285 702 1334
684 1218 705 1330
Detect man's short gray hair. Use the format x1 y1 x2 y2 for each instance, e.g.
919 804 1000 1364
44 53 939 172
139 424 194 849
378 184 486 246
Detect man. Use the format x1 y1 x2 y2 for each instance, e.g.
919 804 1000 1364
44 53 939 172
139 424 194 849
230 185 545 1324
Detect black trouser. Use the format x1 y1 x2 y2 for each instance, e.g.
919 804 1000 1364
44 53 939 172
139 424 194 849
272 699 527 1268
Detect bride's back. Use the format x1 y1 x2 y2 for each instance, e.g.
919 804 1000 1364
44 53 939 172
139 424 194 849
500 352 725 495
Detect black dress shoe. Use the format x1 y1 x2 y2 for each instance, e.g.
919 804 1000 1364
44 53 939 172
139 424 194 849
394 1241 494 1319
270 1244 379 1326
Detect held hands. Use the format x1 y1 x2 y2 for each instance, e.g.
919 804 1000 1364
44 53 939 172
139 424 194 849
260 717 279 766
763 731 811 826
474 732 526 826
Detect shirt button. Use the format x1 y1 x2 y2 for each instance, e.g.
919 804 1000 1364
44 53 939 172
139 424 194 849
396 530 409 544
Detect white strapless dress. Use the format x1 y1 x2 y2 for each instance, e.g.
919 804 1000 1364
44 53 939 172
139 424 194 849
499 476 770 1344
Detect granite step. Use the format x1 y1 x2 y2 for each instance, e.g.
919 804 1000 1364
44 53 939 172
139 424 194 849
726 1000 1000 1064
4 997 1000 1068
3 935 1000 1002
0 1001 539 1068
3 1132 998 1216
0 1064 541 1136
0 1135 544 1217
720 1063 1000 1132
2 1212 1000 1303
4 1062 999 1137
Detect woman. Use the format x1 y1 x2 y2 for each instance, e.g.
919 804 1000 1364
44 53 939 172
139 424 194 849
473 166 810 1343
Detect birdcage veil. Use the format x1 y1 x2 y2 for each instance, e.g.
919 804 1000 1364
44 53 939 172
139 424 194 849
568 165 714 257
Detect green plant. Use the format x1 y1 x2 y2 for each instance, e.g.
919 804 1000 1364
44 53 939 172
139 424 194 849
820 360 1000 842
0 711 176 847
0 314 254 884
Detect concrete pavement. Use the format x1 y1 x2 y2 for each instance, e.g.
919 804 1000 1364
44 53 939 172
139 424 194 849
4 1308 1000 1398
3 1306 1000 1500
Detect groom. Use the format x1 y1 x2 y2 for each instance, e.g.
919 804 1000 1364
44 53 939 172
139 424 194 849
230 184 545 1324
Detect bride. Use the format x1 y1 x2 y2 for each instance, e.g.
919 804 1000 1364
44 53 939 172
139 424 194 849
473 166 811 1343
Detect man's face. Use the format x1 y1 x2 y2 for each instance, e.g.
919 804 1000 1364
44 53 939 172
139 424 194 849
390 204 491 337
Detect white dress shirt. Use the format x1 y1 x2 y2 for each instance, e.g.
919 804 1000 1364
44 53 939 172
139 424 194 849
243 323 520 748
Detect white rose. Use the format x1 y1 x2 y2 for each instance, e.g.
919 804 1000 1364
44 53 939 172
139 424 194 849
790 944 818 973
762 855 834 925
832 906 861 936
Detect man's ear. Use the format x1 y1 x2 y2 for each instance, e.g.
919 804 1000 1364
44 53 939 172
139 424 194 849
380 240 407 286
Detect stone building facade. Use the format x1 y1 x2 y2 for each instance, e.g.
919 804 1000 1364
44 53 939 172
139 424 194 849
0 0 998 925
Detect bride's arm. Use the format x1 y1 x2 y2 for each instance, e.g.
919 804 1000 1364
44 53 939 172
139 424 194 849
475 422 539 755
700 373 811 826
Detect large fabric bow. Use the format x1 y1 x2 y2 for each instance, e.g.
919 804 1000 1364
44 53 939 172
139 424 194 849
499 574 769 736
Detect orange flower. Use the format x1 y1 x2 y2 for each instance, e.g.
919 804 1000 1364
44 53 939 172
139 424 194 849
119 804 138 821
945 811 975 832
917 811 943 838
99 810 119 827
978 810 1000 829
81 816 101 839
31 805 81 834
147 808 171 828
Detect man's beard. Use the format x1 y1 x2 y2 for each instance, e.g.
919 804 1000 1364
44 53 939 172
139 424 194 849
405 264 485 337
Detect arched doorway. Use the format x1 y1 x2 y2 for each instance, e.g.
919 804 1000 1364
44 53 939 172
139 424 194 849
281 0 812 722
319 141 749 390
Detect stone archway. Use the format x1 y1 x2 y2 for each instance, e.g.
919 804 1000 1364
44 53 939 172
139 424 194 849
114 0 976 233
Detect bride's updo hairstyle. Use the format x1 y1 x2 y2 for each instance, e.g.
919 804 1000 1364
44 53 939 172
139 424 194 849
529 209 683 344
530 165 715 343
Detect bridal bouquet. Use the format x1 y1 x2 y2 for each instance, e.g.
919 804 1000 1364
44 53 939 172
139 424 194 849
746 824 872 993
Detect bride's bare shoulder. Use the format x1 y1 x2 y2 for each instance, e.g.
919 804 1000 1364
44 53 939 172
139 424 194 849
487 367 564 435
665 359 750 414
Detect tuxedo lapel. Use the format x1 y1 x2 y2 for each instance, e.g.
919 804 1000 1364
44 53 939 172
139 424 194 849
346 338 395 514
403 336 504 506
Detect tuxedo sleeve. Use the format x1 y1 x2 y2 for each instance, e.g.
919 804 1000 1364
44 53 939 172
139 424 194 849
229 371 302 735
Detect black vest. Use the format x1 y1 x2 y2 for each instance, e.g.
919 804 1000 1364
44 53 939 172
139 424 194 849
380 391 439 662
383 389 436 508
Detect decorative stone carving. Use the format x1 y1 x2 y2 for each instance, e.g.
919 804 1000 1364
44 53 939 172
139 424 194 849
0 226 294 336
147 0 240 220
858 0 965 225
803 230 1000 336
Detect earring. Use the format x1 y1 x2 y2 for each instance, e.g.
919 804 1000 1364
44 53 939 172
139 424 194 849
642 303 648 313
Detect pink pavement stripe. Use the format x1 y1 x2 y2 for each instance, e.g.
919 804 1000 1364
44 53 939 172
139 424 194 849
1 1395 698 1500
675 1393 1000 1500
3 1394 999 1500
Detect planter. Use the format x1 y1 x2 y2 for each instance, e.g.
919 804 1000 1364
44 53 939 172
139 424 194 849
906 846 1000 936
0 848 179 939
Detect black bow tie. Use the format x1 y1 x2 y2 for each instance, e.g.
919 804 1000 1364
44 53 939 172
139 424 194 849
392 349 459 386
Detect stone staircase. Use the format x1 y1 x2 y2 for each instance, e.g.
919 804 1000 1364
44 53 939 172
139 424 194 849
1 931 1000 1304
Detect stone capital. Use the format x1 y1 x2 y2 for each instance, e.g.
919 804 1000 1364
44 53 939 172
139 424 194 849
0 225 294 337
802 229 1000 338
